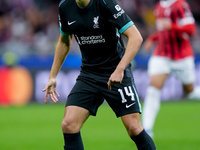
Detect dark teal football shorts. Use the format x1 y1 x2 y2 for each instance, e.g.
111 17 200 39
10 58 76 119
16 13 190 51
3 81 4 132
66 70 142 117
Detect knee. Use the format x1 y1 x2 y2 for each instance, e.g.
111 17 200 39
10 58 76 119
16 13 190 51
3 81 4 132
150 81 163 89
61 118 81 133
150 74 168 89
126 124 143 137
183 83 194 94
122 114 144 137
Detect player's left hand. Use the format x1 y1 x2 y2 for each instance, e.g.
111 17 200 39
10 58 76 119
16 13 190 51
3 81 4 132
107 69 124 90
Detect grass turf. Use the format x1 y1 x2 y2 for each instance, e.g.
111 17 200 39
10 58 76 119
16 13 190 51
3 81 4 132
0 100 200 150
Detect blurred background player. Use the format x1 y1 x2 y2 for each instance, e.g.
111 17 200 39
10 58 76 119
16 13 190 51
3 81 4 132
142 0 200 137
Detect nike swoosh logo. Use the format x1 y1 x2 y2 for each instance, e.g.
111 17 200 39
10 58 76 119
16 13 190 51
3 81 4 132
68 21 76 25
126 102 135 108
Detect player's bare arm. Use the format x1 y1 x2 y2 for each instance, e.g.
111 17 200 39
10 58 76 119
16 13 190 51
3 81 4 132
43 34 73 103
107 25 143 90
143 39 154 51
143 32 158 51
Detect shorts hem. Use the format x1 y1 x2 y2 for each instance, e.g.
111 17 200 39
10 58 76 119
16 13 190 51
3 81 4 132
116 110 141 118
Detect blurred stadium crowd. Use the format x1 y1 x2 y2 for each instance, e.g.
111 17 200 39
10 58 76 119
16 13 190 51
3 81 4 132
0 0 200 58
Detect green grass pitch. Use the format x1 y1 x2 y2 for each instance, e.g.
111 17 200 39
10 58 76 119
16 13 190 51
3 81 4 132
0 100 200 150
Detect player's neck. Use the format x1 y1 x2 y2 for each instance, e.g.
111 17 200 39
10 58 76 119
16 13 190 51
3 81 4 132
75 0 90 7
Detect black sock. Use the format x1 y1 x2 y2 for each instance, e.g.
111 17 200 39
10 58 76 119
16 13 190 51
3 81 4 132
131 129 156 150
63 132 84 150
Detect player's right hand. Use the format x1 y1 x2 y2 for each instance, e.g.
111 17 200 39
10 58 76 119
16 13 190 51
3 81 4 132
42 78 60 103
143 39 153 51
107 68 124 90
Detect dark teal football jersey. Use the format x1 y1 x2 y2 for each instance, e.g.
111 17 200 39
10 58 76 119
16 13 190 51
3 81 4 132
59 0 134 75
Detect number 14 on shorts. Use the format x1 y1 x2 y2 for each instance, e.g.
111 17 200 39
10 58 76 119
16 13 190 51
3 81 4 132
118 86 135 104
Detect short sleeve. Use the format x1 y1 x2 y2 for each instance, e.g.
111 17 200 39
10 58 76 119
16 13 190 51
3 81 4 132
177 1 195 26
102 0 134 34
58 3 71 36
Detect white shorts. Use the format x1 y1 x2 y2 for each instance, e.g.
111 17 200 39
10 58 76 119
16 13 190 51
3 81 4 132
148 56 195 84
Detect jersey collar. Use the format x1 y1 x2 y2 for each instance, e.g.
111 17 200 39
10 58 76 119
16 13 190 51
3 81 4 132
160 0 177 8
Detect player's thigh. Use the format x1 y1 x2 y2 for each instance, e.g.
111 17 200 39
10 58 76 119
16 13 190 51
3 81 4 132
62 106 90 133
63 106 90 123
66 78 104 116
150 74 168 89
148 56 170 76
148 56 170 89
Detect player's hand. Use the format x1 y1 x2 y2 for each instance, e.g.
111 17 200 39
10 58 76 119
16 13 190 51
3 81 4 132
160 19 171 30
143 39 153 51
107 69 124 90
42 78 60 103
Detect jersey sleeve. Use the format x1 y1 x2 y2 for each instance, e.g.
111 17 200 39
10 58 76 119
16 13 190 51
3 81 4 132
102 0 134 34
171 1 196 35
148 32 158 42
58 2 71 36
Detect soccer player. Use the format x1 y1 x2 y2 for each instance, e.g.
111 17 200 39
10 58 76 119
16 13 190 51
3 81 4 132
142 0 200 137
43 0 156 149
